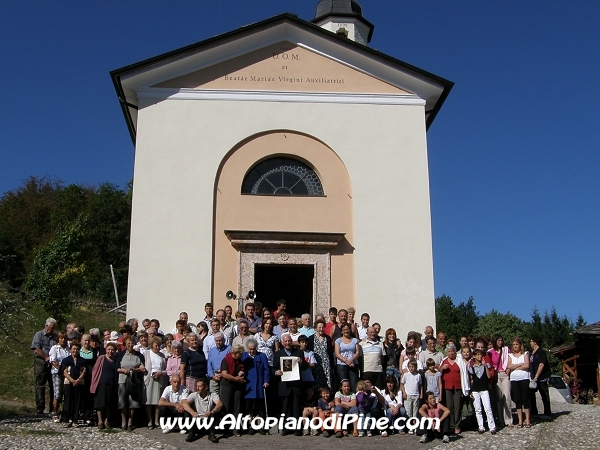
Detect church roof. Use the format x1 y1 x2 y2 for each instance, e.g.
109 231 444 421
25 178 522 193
111 13 453 144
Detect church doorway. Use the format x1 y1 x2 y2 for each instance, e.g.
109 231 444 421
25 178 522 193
254 264 314 319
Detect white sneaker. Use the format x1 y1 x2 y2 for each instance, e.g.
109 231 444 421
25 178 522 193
358 431 364 437
366 432 372 437
420 434 429 443
162 426 171 434
408 429 415 435
380 430 388 437
442 434 450 443
180 429 188 434
311 428 319 436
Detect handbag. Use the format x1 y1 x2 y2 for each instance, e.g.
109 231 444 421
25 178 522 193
529 380 537 389
124 374 135 395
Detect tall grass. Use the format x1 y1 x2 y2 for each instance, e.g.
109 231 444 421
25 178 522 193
0 287 122 412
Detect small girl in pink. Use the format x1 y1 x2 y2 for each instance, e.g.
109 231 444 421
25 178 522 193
417 391 451 444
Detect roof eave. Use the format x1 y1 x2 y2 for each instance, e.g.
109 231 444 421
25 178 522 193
110 12 453 145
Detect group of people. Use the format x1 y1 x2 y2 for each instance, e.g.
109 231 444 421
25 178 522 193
31 300 553 444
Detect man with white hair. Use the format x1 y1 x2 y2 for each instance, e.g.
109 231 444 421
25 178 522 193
298 314 315 337
274 334 308 436
66 322 77 336
207 332 231 396
158 374 189 434
203 319 230 358
31 318 58 414
126 318 139 337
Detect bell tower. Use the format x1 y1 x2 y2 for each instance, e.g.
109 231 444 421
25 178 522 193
312 0 374 45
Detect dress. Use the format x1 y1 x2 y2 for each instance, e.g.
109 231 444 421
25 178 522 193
144 350 167 405
243 352 270 399
93 356 118 409
312 335 332 389
117 351 143 409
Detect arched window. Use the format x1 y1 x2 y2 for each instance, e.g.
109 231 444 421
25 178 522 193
241 157 324 196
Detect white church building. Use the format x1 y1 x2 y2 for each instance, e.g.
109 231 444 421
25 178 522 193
111 0 453 336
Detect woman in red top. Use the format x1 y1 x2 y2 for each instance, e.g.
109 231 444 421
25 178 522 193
439 343 462 434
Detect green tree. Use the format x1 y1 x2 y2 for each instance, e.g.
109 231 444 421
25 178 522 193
83 183 131 303
24 215 90 323
475 309 527 343
529 307 544 339
0 232 24 286
435 294 479 340
0 284 34 354
541 307 574 349
1 177 132 304
575 313 586 330
0 176 61 273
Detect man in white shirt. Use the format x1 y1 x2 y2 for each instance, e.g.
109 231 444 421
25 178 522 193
216 309 235 343
201 303 215 328
360 327 385 388
419 336 443 368
171 312 197 334
283 318 302 347
158 374 189 433
357 313 370 340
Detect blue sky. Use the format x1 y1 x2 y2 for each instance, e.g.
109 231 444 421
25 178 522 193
1 1 598 324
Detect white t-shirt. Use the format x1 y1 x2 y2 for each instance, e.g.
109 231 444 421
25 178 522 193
149 351 163 373
283 331 302 342
301 350 317 382
357 325 369 340
161 385 189 403
335 391 357 403
508 352 530 382
402 358 424 372
187 391 220 415
382 389 403 407
401 371 422 396
49 345 69 375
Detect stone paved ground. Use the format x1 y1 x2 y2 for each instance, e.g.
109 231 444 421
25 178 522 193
1 399 599 450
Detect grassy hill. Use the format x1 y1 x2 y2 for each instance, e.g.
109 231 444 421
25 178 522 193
0 286 122 415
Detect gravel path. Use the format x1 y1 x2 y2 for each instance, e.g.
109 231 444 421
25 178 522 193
1 400 598 450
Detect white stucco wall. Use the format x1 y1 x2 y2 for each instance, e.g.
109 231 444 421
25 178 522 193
127 95 435 339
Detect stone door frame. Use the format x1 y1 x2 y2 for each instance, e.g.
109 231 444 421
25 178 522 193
224 230 344 314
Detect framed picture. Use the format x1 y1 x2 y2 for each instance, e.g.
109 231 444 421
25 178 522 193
280 356 300 382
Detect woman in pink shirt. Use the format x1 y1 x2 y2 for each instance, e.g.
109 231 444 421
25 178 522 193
488 334 512 427
165 341 182 381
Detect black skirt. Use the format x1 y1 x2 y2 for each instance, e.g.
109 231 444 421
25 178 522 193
94 383 117 409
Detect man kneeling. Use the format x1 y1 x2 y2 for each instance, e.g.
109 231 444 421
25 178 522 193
182 377 223 443
158 374 189 434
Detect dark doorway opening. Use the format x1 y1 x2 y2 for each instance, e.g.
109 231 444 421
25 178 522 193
254 264 314 319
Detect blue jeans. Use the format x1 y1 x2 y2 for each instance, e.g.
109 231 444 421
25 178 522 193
359 411 371 433
336 364 359 392
386 405 407 427
386 367 401 383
